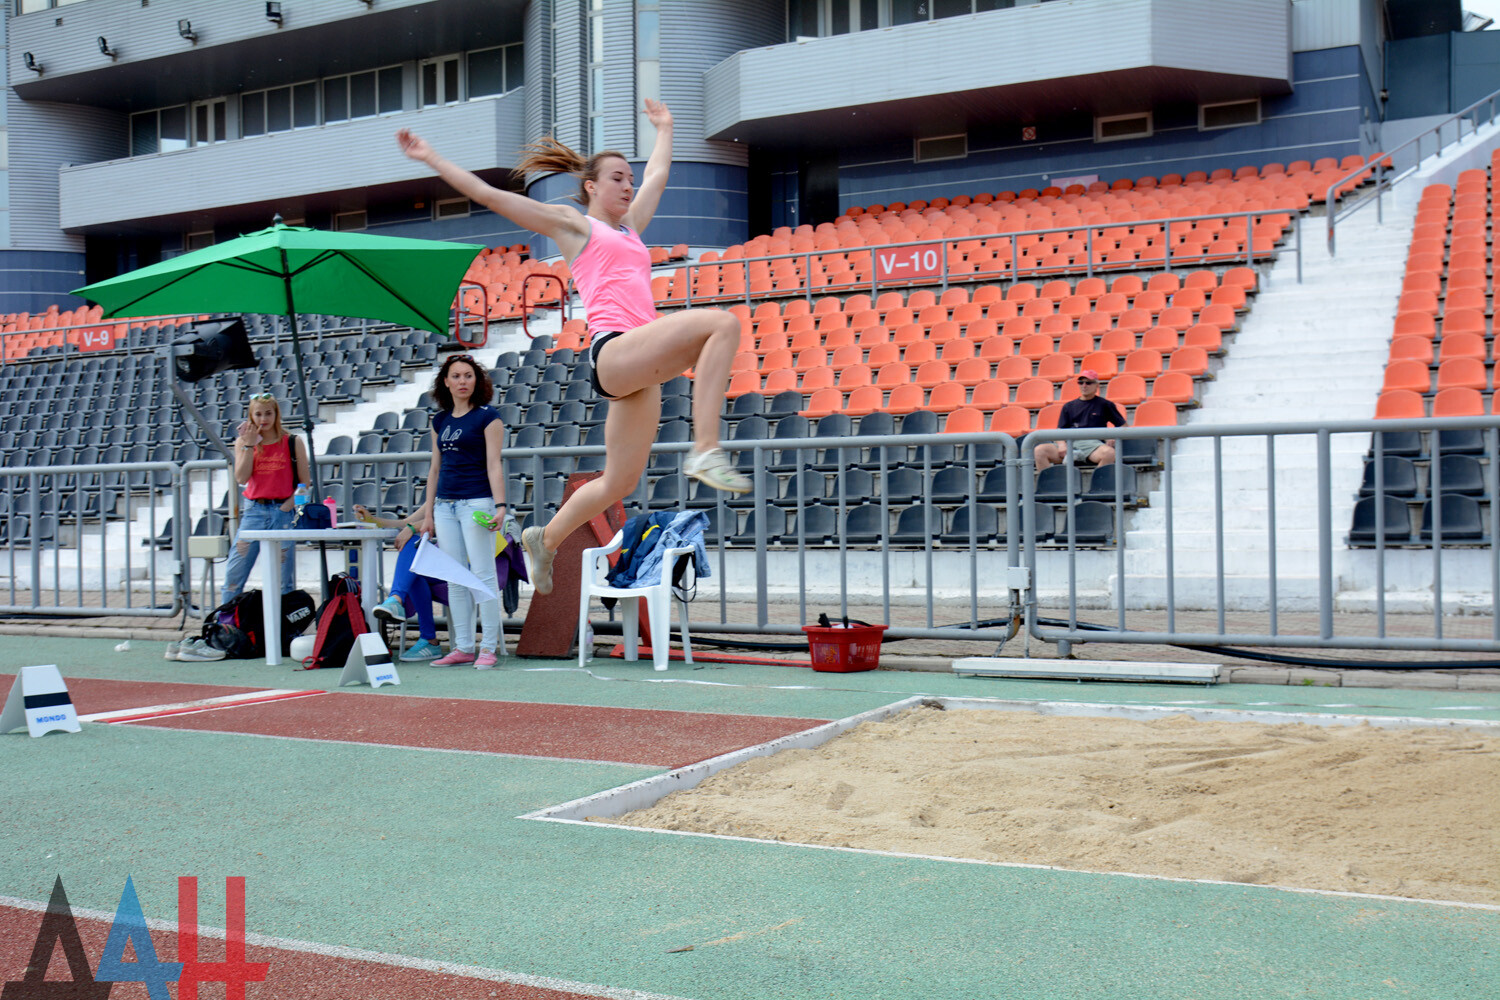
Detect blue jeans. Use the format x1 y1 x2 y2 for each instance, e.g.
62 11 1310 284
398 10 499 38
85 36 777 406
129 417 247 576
221 501 295 606
389 533 436 642
432 497 501 654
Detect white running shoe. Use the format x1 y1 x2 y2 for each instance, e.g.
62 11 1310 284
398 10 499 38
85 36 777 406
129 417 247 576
685 447 752 494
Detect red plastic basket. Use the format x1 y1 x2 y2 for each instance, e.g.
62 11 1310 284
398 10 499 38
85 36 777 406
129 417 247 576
802 623 889 672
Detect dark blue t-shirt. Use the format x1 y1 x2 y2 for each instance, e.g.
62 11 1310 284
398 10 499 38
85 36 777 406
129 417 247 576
433 406 499 500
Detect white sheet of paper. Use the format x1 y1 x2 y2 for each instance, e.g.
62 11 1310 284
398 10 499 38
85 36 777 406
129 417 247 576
411 534 497 602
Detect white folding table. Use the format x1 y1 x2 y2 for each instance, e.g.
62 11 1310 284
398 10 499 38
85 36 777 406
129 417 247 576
239 527 397 666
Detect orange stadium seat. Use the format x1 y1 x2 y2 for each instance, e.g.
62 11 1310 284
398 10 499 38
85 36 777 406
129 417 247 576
1375 389 1426 419
1433 387 1485 417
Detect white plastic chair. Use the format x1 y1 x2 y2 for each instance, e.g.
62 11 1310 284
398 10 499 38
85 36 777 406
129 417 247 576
579 529 694 670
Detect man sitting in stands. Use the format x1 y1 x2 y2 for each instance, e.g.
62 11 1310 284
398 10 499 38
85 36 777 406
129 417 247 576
1034 369 1126 471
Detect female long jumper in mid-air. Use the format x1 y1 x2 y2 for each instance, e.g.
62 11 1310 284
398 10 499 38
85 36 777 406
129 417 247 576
397 98 750 595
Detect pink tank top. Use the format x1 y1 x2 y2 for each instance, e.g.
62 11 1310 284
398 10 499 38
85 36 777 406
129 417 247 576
570 216 658 336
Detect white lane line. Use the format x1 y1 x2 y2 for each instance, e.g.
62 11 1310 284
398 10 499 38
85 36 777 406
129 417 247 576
0 895 699 1000
80 689 327 723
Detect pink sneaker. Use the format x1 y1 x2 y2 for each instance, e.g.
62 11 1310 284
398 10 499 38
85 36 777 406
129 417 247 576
474 651 499 669
431 649 475 667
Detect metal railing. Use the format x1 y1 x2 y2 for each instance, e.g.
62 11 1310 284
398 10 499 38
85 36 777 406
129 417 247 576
5 418 1495 656
0 460 186 617
1022 416 1500 653
661 206 1303 313
1327 85 1500 254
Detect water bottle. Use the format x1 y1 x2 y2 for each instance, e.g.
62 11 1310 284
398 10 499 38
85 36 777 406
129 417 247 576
292 483 310 515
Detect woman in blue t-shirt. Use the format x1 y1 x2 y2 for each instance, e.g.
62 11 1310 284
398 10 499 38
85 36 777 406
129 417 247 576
414 355 507 668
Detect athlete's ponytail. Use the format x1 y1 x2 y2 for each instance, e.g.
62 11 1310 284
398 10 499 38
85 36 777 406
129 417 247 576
517 137 629 206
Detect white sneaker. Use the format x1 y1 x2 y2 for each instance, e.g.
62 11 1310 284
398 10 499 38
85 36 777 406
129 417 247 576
177 638 227 662
685 448 752 494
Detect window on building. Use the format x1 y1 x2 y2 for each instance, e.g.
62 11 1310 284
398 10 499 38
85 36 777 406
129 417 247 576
1200 98 1261 131
421 55 461 107
434 198 472 220
185 230 215 252
915 133 967 162
192 99 228 146
468 43 524 98
796 0 1013 36
636 1 660 155
129 106 188 156
329 65 403 122
334 211 367 232
1095 112 1153 143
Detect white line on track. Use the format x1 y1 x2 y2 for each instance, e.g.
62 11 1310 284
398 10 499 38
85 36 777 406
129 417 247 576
79 689 327 723
96 721 665 769
0 895 699 1000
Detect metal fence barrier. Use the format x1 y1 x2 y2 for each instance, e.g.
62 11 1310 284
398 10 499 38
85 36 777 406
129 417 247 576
4 418 1495 655
1022 416 1500 654
0 460 185 617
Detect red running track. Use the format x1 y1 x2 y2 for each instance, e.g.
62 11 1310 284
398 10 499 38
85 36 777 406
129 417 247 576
129 692 823 768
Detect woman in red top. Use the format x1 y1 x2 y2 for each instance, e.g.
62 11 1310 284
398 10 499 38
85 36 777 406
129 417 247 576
221 393 312 606
398 99 748 596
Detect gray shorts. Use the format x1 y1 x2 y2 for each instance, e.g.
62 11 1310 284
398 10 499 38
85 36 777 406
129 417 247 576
1071 439 1106 462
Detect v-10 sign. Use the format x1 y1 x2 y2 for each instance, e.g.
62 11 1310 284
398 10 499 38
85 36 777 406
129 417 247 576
875 246 942 282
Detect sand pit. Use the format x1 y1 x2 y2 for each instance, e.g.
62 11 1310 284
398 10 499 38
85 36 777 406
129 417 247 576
606 707 1500 904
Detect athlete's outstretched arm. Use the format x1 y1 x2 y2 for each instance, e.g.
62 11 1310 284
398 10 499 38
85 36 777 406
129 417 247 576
397 129 588 248
625 99 673 233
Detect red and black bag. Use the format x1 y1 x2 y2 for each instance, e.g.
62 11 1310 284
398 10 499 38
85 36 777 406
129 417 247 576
302 574 367 670
202 592 266 659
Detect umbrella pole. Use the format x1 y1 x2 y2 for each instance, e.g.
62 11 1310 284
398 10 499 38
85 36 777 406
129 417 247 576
282 281 331 598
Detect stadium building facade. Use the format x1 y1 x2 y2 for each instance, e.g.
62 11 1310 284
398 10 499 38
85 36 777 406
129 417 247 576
0 0 1493 315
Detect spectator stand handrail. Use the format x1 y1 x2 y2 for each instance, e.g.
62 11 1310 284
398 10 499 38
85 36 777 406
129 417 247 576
0 311 215 366
520 273 570 340
664 205 1300 314
1327 85 1500 254
452 279 489 348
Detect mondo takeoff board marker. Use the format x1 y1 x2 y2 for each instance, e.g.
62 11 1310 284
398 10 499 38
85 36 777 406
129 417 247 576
1 665 82 738
339 633 400 689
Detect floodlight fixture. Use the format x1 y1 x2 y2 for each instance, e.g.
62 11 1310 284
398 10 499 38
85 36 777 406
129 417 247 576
97 36 118 59
177 20 197 43
172 318 256 383
23 52 43 74
265 2 283 25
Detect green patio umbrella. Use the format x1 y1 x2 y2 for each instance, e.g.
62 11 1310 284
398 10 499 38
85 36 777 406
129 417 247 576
73 217 485 498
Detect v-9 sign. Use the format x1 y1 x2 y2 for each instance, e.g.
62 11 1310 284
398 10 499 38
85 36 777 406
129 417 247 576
875 245 942 282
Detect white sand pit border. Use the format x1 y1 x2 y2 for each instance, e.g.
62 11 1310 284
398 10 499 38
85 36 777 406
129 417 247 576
520 696 1500 911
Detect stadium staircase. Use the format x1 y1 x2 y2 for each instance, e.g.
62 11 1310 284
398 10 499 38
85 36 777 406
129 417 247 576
1110 200 1414 611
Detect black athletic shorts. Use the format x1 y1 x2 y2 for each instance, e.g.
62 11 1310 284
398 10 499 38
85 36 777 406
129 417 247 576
588 330 626 400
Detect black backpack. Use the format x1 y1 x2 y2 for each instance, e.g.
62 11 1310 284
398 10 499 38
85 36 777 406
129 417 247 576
303 574 367 670
202 592 266 659
203 590 316 658
279 590 317 653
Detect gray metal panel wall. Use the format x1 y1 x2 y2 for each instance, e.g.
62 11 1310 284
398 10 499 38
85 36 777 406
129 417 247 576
551 0 584 151
600 0 634 155
7 0 436 83
8 94 126 250
58 97 524 230
1290 0 1360 52
658 0 781 167
1290 0 1381 90
705 0 1288 137
1150 0 1290 80
524 0 552 144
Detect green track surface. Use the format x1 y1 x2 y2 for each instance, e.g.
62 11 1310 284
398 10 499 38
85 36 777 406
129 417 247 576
3 637 1497 999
